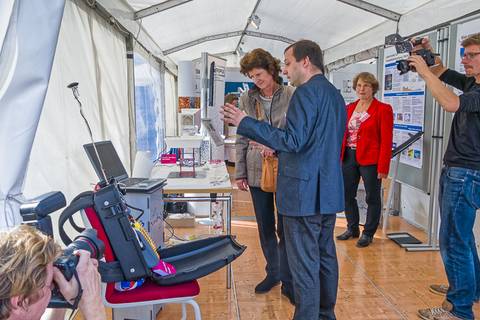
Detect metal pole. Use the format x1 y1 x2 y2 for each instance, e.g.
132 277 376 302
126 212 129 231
382 155 400 234
403 27 449 252
226 194 232 289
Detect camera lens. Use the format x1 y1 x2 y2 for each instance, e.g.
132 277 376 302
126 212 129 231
54 229 105 281
67 229 105 259
396 60 411 75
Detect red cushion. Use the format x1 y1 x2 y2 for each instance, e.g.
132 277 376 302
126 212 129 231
84 207 116 262
105 279 200 304
84 200 200 304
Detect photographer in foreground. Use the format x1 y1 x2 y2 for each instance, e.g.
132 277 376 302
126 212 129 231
0 225 106 320
409 34 480 320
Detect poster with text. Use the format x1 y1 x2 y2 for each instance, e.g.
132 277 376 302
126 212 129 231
455 19 480 74
383 46 425 168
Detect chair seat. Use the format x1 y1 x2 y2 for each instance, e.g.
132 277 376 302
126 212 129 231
105 279 200 304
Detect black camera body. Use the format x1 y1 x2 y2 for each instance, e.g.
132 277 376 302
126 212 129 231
385 33 437 75
20 191 105 309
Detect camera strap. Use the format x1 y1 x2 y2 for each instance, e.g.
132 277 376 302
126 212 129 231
64 269 83 320
70 270 83 309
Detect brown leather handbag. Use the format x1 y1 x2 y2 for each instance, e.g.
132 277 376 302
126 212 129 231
260 155 278 192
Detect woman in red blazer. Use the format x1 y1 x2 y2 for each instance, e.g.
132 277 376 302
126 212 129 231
337 72 393 247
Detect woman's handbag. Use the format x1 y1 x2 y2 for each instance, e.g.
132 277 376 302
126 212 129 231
260 155 278 192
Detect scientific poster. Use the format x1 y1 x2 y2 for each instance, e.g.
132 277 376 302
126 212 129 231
383 46 425 168
455 19 480 74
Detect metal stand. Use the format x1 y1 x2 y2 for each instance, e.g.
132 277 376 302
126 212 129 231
382 131 424 233
382 154 400 234
163 194 233 288
402 27 449 252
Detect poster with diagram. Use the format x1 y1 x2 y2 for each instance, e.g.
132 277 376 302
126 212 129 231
383 46 425 168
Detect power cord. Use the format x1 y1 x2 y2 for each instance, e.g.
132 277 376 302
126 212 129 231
163 219 190 242
126 203 145 220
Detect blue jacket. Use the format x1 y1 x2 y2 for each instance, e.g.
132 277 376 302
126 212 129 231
237 74 346 216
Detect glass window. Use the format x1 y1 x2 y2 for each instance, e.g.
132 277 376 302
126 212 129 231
134 53 166 160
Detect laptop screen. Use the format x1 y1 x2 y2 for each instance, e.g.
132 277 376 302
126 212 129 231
83 141 129 183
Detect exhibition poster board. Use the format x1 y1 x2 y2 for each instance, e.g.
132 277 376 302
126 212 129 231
455 19 480 74
382 46 426 169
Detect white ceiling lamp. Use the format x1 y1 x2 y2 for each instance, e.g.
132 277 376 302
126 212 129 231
249 14 261 30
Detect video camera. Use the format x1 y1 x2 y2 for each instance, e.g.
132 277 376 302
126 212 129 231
20 191 105 309
385 33 437 75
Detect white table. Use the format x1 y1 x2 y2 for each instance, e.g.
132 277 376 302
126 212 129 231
151 162 234 288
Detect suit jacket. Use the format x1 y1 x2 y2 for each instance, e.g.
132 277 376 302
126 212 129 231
340 98 393 175
235 85 295 187
237 74 346 216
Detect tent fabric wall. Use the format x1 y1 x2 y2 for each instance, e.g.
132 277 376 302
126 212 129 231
324 0 480 65
0 0 65 229
100 0 480 69
0 0 15 49
23 0 129 209
165 71 177 136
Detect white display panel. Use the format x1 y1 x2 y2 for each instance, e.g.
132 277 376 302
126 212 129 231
455 19 480 74
382 46 425 169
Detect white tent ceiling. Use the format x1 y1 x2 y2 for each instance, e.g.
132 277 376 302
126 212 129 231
98 0 480 68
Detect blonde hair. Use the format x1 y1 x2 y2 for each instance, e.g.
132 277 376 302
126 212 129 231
461 33 480 47
353 72 379 95
0 225 61 319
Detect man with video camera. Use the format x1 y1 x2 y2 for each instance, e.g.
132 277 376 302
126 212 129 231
0 225 106 320
408 34 480 320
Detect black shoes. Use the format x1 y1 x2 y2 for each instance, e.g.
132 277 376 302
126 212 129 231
255 276 280 293
336 229 360 240
337 229 373 247
356 234 373 247
281 285 295 305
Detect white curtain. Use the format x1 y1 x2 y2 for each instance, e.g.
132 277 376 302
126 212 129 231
164 71 178 136
0 0 65 229
22 0 129 225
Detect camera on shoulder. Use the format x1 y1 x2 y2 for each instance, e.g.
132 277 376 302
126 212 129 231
385 33 437 75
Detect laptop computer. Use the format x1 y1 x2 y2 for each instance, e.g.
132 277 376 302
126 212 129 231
83 141 166 193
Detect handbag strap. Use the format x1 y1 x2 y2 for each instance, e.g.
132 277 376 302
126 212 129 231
255 100 265 121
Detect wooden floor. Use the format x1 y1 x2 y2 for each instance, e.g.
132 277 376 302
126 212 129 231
76 166 480 319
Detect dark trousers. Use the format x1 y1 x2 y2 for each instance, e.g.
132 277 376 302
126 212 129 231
283 214 338 320
342 148 382 237
250 187 292 288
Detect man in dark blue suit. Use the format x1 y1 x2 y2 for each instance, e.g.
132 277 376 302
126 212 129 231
222 40 346 320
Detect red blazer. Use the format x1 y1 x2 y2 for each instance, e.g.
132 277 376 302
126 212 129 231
340 98 394 175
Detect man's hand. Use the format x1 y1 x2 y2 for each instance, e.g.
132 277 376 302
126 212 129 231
235 178 249 191
412 37 446 76
408 55 432 78
412 37 434 52
54 250 105 320
221 103 247 127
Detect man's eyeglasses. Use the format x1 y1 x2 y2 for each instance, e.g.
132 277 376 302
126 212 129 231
462 52 480 60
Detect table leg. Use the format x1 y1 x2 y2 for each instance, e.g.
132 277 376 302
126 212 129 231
226 194 232 289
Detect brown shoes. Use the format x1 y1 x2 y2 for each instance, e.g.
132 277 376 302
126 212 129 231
418 300 462 320
429 284 449 296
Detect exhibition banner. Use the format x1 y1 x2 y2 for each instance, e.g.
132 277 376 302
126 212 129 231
383 46 426 169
